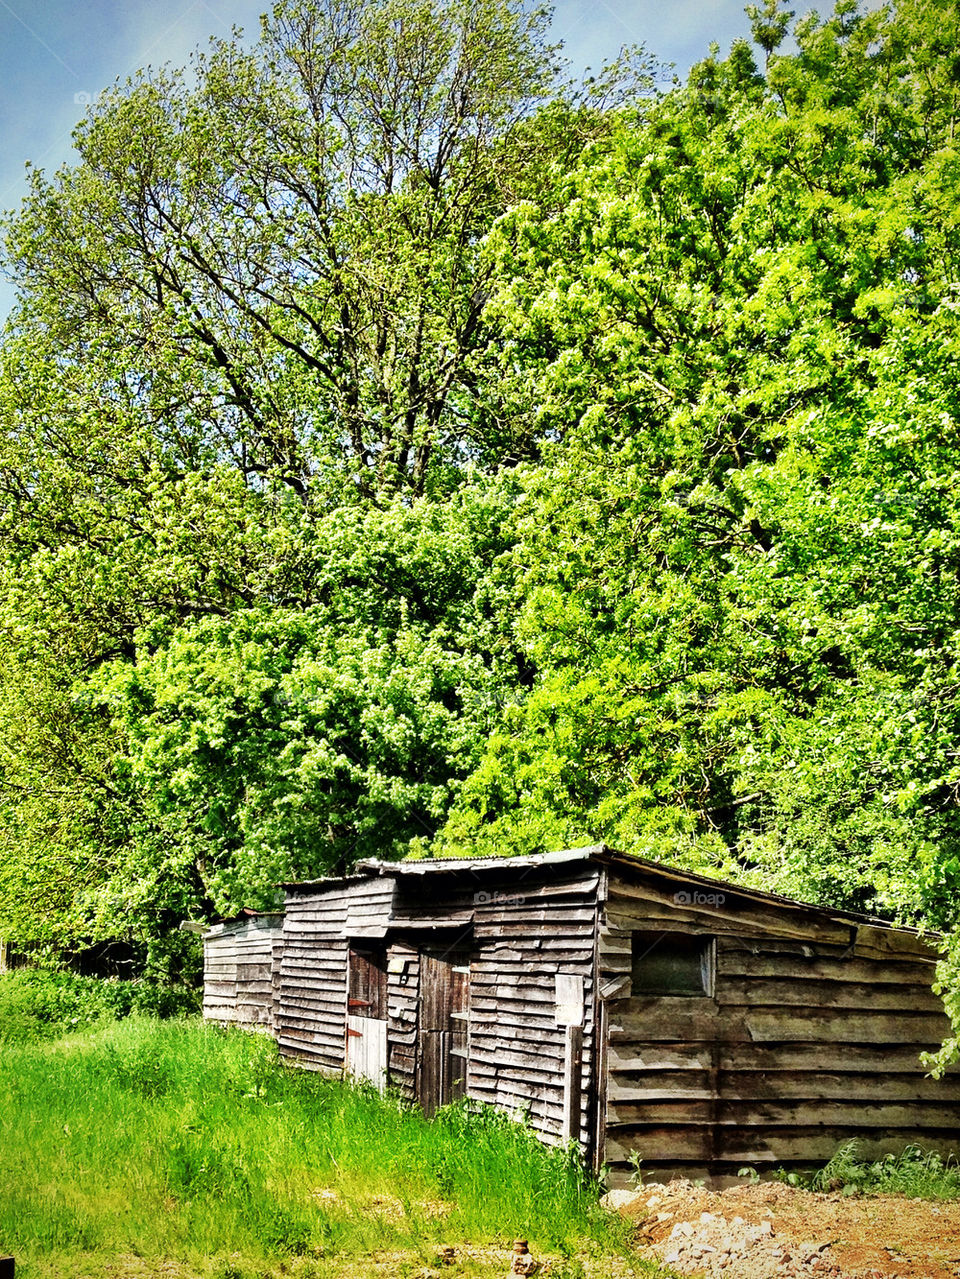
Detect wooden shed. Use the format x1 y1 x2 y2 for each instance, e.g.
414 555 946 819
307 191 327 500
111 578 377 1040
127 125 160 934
209 846 960 1183
201 908 284 1031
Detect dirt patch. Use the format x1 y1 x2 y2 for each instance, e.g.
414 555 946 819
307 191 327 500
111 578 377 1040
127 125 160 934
610 1179 960 1278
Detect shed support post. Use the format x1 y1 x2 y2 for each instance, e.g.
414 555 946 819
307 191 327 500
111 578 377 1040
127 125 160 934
561 1023 583 1145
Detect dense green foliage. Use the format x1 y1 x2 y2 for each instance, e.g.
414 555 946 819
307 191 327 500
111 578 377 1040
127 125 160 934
0 1016 624 1279
0 969 199 1043
2 0 960 1053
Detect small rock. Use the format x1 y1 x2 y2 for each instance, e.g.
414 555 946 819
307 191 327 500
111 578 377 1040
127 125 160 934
670 1221 695 1239
600 1189 636 1212
758 1219 773 1235
663 1249 681 1264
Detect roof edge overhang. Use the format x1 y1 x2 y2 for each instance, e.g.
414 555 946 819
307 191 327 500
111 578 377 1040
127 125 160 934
279 843 940 943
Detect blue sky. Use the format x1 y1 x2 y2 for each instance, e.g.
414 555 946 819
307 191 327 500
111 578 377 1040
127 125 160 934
0 0 755 317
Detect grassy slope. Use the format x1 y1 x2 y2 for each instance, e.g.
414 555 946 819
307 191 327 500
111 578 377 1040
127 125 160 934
0 1017 639 1279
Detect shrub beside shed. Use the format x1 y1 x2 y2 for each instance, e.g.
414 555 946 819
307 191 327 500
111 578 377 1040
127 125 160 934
202 846 960 1183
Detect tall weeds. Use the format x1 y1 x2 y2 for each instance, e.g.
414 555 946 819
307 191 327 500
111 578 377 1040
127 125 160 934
0 1018 624 1278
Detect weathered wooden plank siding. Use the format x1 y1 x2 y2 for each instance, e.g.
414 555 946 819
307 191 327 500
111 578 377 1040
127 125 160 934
202 916 283 1030
466 865 601 1153
600 870 956 1182
386 941 420 1100
276 878 393 1071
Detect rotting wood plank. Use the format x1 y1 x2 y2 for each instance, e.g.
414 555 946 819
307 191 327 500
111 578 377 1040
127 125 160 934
605 873 906 944
280 954 349 971
603 1125 960 1165
277 965 348 983
280 946 348 960
469 950 594 967
276 1032 339 1053
236 963 273 982
606 1098 960 1129
469 983 569 1006
604 904 850 949
469 1043 567 1073
469 1063 565 1095
469 1000 575 1023
739 1009 950 1044
607 1070 960 1104
607 1043 716 1071
606 1005 949 1044
713 1041 952 1074
717 977 946 1013
276 1014 346 1037
280 964 347 983
717 949 938 986
277 995 347 1017
475 906 597 926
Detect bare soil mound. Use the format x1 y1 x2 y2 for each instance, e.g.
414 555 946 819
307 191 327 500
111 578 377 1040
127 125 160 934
612 1178 960 1278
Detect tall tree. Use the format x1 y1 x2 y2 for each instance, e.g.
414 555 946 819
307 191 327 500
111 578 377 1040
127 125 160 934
4 0 558 505
437 0 960 940
0 0 564 956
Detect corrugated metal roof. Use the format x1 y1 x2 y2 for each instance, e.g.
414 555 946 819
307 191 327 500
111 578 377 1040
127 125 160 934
280 843 937 940
356 844 605 875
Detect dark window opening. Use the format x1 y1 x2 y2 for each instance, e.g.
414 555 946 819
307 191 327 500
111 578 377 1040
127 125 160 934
631 931 714 997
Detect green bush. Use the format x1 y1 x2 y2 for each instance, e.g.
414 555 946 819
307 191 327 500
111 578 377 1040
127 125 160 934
0 969 199 1042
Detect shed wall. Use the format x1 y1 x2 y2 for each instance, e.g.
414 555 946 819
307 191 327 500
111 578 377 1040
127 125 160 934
599 869 959 1183
202 916 283 1030
276 877 393 1070
465 863 601 1152
275 862 603 1155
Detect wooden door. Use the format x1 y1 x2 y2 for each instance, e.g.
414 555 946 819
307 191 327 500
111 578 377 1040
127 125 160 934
418 949 469 1115
346 947 388 1090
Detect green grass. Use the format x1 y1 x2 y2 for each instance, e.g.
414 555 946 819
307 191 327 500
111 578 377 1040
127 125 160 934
0 1016 639 1279
778 1139 960 1199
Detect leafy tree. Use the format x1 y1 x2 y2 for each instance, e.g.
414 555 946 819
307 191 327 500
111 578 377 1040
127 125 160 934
0 482 522 946
438 0 960 954
0 0 562 953
3 0 559 504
